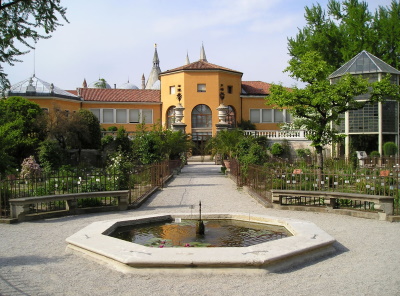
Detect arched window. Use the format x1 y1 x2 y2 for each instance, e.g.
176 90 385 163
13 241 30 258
226 105 236 128
192 104 212 128
166 106 176 129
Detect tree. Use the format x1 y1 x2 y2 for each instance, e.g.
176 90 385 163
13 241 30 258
94 78 108 89
77 109 101 149
0 120 22 175
372 1 400 69
0 96 45 166
288 0 400 70
38 139 68 171
267 51 399 173
0 0 68 90
131 125 192 165
46 107 102 151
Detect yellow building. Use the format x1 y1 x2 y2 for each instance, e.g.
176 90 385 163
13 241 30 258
7 45 289 137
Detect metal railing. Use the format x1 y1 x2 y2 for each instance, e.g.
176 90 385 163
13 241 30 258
232 160 400 214
0 160 183 219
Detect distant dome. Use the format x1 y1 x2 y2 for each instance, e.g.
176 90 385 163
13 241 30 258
151 80 160 90
88 79 111 89
118 82 139 90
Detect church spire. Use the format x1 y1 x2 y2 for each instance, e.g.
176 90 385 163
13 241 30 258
200 43 207 62
153 43 160 68
145 43 162 89
186 51 190 65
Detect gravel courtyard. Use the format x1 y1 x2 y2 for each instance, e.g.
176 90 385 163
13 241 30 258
1 162 399 296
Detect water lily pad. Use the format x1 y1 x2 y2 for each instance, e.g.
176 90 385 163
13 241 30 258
188 242 212 247
144 238 173 247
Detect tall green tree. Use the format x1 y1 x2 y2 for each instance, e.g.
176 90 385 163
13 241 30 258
288 0 400 70
0 120 22 175
372 1 400 69
0 0 68 90
0 96 45 166
268 51 399 173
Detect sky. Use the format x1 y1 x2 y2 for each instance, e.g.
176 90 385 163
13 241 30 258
3 0 394 91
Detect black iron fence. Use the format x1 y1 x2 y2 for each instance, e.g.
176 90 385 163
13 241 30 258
231 160 400 214
0 160 183 219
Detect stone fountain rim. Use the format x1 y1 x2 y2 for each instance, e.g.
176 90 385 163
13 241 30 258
65 213 336 269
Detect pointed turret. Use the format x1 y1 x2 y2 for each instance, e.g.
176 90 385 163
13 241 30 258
186 51 190 65
82 78 87 88
141 74 145 89
200 43 207 62
145 44 162 89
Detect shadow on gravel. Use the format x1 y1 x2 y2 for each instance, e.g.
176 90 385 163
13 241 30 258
140 204 193 210
178 171 223 176
166 184 220 188
273 241 349 274
0 255 63 267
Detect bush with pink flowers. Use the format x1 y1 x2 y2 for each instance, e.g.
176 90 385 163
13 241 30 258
20 156 42 179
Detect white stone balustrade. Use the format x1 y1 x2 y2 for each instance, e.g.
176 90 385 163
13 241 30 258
243 130 309 140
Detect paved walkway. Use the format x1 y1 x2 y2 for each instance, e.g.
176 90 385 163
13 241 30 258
0 162 400 296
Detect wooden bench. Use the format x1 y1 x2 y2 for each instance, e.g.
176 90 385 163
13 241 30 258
271 189 394 220
9 190 130 222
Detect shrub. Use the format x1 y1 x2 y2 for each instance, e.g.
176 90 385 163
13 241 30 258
107 126 118 131
20 156 42 179
270 143 284 156
101 135 114 148
370 151 380 157
78 109 102 149
296 148 311 159
114 127 131 154
383 142 398 156
38 140 68 171
237 120 256 130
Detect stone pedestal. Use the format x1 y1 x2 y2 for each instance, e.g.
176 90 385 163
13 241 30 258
216 103 229 132
174 103 184 123
172 103 186 133
217 103 228 123
216 122 230 132
172 122 187 133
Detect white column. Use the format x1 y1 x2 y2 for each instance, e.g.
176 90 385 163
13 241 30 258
345 111 350 157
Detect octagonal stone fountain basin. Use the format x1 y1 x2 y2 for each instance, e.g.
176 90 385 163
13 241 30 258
66 213 336 272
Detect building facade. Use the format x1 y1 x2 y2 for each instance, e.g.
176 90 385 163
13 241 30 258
7 45 289 137
6 46 399 157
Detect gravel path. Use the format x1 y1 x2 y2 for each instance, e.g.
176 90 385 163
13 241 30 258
1 162 399 296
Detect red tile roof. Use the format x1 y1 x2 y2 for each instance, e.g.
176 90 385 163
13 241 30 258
161 60 242 75
241 81 273 95
68 88 161 103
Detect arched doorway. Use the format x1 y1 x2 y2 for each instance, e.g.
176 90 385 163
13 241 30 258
191 104 212 155
166 106 175 129
226 105 236 128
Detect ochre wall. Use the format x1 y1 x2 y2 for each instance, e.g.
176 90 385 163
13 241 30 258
161 70 242 135
28 97 81 112
241 96 282 130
